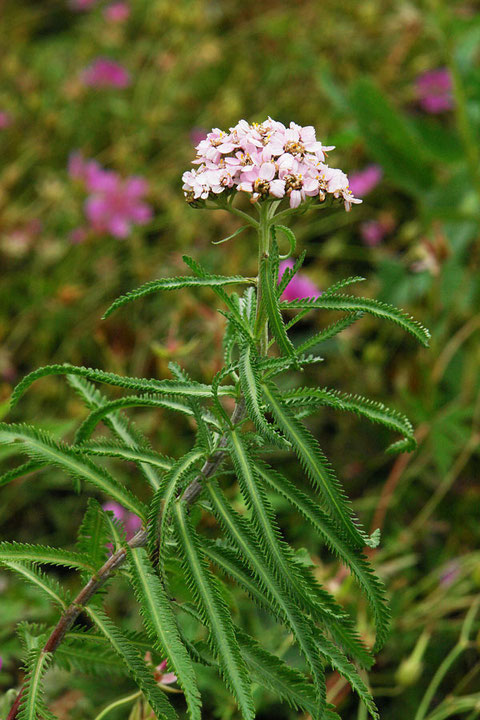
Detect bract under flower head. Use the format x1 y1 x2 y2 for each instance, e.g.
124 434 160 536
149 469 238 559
182 118 361 212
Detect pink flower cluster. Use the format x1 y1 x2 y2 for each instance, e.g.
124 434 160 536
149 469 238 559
69 152 152 238
182 118 361 211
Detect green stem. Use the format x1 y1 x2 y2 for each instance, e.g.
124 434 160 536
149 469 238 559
93 690 142 720
256 203 272 355
414 601 479 720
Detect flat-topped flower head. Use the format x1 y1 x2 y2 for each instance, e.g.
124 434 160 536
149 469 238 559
182 117 361 212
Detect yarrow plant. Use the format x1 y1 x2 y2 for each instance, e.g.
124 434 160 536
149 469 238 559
1 118 430 720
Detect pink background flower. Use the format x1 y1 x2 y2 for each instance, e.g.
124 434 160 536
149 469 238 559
416 68 453 113
278 259 321 301
82 58 131 89
103 2 130 22
348 165 383 197
102 501 142 540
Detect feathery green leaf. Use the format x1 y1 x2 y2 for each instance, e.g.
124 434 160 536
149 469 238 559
18 648 55 720
255 460 390 652
11 364 235 408
282 386 416 453
0 423 146 520
86 606 177 720
128 547 201 720
280 294 430 347
172 500 255 720
0 542 94 572
103 274 255 319
262 384 376 549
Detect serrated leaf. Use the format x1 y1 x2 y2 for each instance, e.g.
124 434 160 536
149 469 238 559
77 440 174 471
238 345 287 447
11 364 236 409
280 294 430 347
262 384 375 549
128 547 201 720
18 648 55 720
103 274 255 318
282 386 416 453
296 313 362 354
148 448 204 564
260 244 297 362
0 542 94 572
322 276 366 296
228 430 342 624
76 498 110 569
86 606 177 720
277 251 307 299
1 562 68 609
0 460 48 488
68 375 162 492
0 423 146 520
204 481 326 717
255 460 390 652
172 500 255 720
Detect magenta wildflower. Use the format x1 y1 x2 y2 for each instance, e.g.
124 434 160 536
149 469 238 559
183 118 361 212
0 111 12 129
278 259 321 302
348 165 383 197
102 501 142 541
416 68 453 113
360 220 386 247
103 2 130 22
68 152 153 238
82 58 131 89
85 173 152 238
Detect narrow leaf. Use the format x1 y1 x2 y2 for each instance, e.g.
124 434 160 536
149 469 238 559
280 295 430 347
103 274 255 318
172 501 255 720
128 547 201 720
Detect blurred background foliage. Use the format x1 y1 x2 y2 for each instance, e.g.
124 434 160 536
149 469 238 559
1 0 479 719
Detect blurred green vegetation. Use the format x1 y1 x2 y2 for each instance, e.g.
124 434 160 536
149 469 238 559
1 1 479 719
